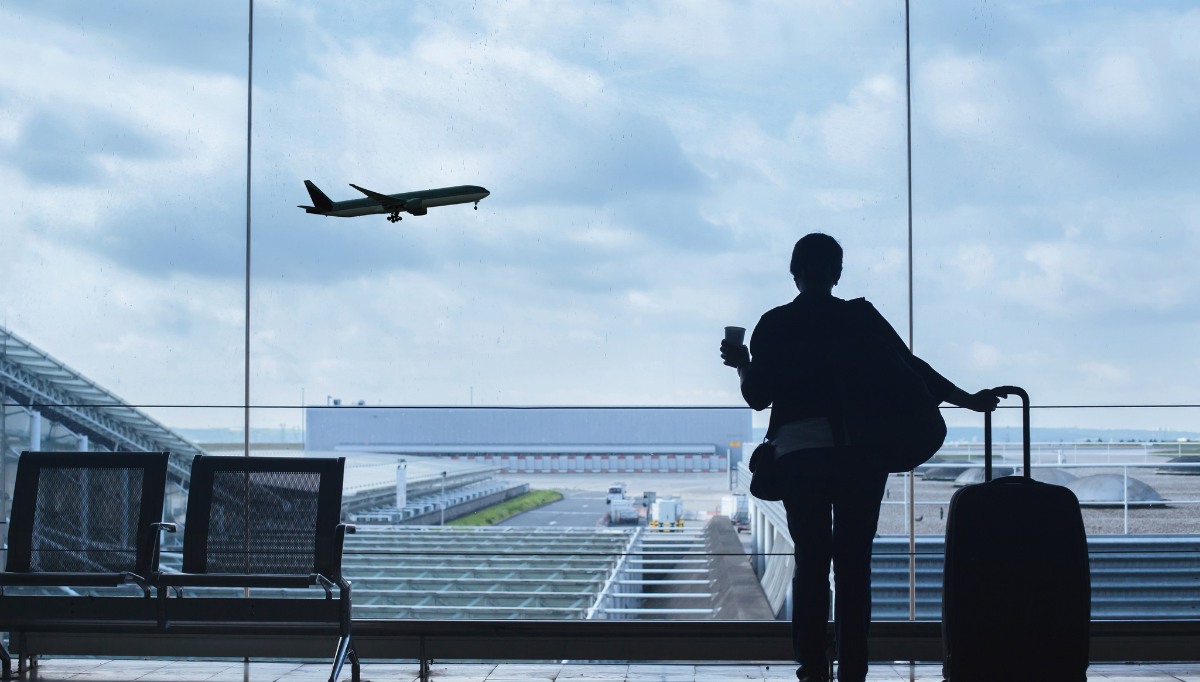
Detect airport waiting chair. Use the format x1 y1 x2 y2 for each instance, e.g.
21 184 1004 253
156 455 359 682
0 451 173 679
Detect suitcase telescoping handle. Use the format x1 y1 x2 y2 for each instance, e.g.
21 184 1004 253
984 385 1031 481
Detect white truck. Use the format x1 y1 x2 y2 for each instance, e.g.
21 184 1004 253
605 482 627 504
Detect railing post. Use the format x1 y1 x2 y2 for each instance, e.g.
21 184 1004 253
752 505 765 576
29 411 41 451
1123 465 1129 535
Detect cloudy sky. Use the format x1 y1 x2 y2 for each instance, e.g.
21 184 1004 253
2 1 1198 433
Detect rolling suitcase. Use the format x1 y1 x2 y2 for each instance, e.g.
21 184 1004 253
941 386 1090 682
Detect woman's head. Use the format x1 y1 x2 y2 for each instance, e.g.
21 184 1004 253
790 232 843 292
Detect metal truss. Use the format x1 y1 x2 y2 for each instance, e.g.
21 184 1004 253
0 325 199 487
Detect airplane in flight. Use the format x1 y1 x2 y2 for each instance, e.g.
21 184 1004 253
299 181 490 223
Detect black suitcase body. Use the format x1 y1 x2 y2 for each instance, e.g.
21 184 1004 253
942 386 1090 682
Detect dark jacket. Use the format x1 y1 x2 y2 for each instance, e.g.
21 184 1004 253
741 292 955 438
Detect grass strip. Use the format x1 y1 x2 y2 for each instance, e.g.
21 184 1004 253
448 489 565 526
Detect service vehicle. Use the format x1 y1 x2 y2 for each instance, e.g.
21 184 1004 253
608 498 640 525
721 493 750 532
649 496 685 531
606 482 627 504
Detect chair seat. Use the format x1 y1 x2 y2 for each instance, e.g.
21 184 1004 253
0 594 159 631
157 572 324 590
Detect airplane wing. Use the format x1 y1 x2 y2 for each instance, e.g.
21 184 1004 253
349 183 405 209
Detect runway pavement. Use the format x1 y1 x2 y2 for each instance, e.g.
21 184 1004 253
491 472 746 534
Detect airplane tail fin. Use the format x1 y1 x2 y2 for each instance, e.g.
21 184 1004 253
303 180 334 212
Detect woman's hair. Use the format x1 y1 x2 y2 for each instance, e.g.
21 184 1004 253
789 232 843 288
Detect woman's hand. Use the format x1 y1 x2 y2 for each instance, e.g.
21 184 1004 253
961 389 1000 413
720 340 749 368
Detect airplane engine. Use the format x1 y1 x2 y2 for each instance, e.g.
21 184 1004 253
405 199 428 216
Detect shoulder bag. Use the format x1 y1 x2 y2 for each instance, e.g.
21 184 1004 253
831 298 946 473
747 439 786 501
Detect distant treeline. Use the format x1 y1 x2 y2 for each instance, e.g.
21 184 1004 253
943 426 1200 443
179 427 304 444
752 426 1200 444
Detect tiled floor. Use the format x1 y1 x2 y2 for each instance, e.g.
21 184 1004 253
5 660 1200 681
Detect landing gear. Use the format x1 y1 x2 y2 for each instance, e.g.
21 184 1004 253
387 211 403 223
474 202 479 210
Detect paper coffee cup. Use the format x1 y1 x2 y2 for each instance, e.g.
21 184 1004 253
724 326 745 345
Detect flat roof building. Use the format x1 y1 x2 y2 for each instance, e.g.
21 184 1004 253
305 406 752 474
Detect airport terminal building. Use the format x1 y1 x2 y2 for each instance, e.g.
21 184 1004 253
305 406 752 474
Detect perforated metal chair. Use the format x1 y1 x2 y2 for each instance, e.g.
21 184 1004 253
156 455 358 682
0 451 172 679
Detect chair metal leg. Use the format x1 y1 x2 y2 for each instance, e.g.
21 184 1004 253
419 635 430 682
349 644 361 682
826 631 835 681
1 636 11 681
328 634 353 682
17 634 28 675
420 657 431 682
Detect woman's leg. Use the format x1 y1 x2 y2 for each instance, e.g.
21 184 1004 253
829 466 888 682
782 453 837 676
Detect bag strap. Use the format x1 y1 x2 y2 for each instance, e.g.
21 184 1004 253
826 297 875 450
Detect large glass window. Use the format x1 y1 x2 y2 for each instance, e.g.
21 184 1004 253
2 0 1197 636
903 0 1200 622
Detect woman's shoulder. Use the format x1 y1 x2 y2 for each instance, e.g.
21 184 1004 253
751 302 800 341
772 294 868 312
757 298 811 327
836 296 881 315
759 301 795 321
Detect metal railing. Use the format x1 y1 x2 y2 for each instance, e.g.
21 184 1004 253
742 456 1200 620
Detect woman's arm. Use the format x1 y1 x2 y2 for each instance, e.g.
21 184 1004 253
860 300 998 413
719 315 775 411
738 360 773 411
942 384 1000 412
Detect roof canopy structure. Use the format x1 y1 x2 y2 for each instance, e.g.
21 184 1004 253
1 324 202 488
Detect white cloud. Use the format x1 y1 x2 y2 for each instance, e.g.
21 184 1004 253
818 75 903 173
0 7 246 281
862 246 907 277
814 189 885 212
1045 8 1200 138
950 243 996 289
919 54 1013 139
0 11 243 163
1078 361 1133 387
2 235 244 412
970 343 1002 370
1057 52 1167 134
997 195 1200 319
967 342 1043 373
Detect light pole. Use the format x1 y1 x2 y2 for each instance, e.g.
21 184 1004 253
440 471 447 526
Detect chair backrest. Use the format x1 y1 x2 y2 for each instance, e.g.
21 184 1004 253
5 451 170 576
181 455 345 577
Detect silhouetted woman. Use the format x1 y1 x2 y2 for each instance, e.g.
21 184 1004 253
720 233 997 682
